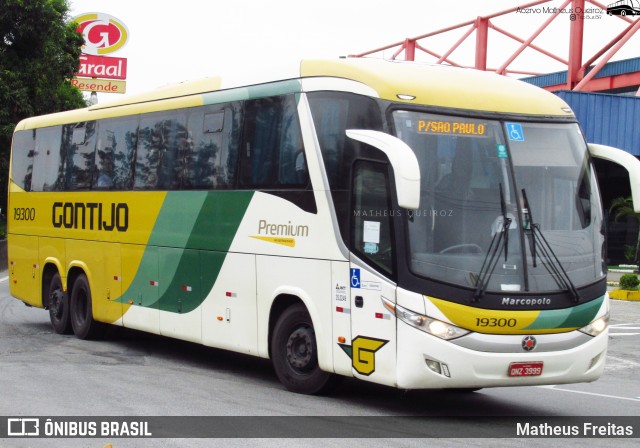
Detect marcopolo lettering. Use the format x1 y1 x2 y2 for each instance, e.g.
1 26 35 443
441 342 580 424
52 202 128 232
502 297 551 306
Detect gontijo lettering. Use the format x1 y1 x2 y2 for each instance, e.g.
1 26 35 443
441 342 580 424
52 202 128 232
417 119 487 136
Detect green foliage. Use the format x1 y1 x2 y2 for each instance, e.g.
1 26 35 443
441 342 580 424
0 0 87 211
619 273 640 290
624 245 637 263
609 196 638 221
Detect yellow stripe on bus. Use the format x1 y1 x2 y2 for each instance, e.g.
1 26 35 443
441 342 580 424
427 296 548 335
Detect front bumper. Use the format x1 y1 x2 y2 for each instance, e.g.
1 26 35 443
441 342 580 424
396 321 607 389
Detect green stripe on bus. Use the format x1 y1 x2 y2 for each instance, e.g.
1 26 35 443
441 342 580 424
117 191 254 313
148 191 208 247
202 80 303 105
155 191 253 313
556 295 604 328
523 296 604 330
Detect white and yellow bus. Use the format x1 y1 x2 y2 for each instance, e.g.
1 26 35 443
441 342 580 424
8 58 639 394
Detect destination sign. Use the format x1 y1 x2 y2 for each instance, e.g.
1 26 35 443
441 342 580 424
417 119 488 136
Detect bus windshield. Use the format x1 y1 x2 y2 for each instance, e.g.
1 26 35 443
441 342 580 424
392 111 605 294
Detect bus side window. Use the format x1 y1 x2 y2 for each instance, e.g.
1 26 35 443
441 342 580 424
239 97 279 188
160 115 189 190
278 95 308 187
31 126 63 192
62 121 97 190
10 130 36 191
94 116 138 190
238 95 308 189
351 161 395 276
134 111 187 190
184 104 239 189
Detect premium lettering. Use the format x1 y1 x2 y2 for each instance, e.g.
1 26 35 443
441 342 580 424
52 202 128 232
258 219 308 237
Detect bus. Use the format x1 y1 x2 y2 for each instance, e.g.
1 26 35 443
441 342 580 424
606 0 640 16
8 58 640 394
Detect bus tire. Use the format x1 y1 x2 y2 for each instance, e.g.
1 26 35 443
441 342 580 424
69 274 106 340
271 303 337 395
48 273 72 334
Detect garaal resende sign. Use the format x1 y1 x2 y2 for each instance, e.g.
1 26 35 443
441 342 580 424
71 77 126 94
78 54 127 80
73 12 129 55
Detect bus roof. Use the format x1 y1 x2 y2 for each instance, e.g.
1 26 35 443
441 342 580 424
300 59 572 117
15 58 572 131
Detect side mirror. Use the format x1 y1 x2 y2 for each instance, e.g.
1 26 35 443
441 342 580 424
588 143 640 212
346 129 420 210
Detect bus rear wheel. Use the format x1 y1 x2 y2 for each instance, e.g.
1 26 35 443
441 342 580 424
69 274 106 340
48 273 71 334
271 303 337 395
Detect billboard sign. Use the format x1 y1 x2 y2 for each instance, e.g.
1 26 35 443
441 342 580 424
73 13 129 55
71 77 127 94
78 54 127 80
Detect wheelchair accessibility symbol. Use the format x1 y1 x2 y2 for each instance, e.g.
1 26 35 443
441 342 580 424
506 122 525 142
350 268 361 288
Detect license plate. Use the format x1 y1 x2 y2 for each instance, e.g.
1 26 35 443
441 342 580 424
508 362 543 377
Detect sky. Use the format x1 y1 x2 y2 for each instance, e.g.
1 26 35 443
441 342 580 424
67 0 640 101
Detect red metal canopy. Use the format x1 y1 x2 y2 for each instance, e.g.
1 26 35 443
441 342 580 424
350 0 640 92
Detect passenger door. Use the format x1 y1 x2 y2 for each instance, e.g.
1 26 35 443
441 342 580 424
348 161 397 386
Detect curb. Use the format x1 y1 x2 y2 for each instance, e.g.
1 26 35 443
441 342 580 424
608 289 640 301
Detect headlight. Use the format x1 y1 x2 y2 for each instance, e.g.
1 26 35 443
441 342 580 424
382 297 469 340
578 312 609 337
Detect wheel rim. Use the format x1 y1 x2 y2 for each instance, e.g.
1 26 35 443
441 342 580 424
285 326 315 372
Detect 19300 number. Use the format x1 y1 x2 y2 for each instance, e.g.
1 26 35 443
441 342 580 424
476 317 517 327
14 207 36 221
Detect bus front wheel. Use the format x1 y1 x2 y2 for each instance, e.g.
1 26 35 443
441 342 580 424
48 273 71 334
69 274 106 340
271 303 337 395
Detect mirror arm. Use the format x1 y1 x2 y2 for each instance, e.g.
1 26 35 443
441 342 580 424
346 129 421 210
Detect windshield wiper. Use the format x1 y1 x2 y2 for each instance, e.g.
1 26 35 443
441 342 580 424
522 189 581 302
473 183 511 301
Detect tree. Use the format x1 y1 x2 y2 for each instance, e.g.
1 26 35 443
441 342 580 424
0 0 86 213
610 196 640 265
